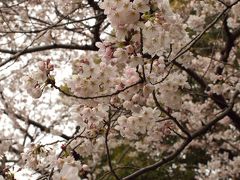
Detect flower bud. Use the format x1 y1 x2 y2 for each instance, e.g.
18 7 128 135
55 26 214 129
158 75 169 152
28 86 42 99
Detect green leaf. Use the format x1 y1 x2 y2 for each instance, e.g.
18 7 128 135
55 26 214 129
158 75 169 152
60 84 72 94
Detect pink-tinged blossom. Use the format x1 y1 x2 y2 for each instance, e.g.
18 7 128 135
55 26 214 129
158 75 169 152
6 0 240 179
38 59 54 73
23 76 44 99
123 67 140 85
24 59 54 98
133 0 150 13
52 163 80 180
96 41 114 62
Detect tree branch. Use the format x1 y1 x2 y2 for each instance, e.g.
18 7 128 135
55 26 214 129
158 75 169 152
49 78 143 100
123 90 239 180
104 108 120 180
152 90 191 138
0 91 71 140
0 44 98 67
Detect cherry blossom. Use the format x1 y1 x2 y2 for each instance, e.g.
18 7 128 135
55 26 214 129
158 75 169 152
0 0 240 179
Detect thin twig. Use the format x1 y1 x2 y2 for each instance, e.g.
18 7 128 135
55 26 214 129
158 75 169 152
152 90 191 138
104 107 120 180
50 79 143 100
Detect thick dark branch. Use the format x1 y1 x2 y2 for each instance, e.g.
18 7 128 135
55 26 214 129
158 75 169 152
210 94 240 129
0 44 98 67
91 14 106 43
216 15 235 75
87 0 102 11
217 0 231 7
0 43 97 55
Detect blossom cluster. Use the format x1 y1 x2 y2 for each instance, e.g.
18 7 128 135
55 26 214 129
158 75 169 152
14 0 240 179
24 59 54 98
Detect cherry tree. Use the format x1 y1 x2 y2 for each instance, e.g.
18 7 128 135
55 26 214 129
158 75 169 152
0 0 240 179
